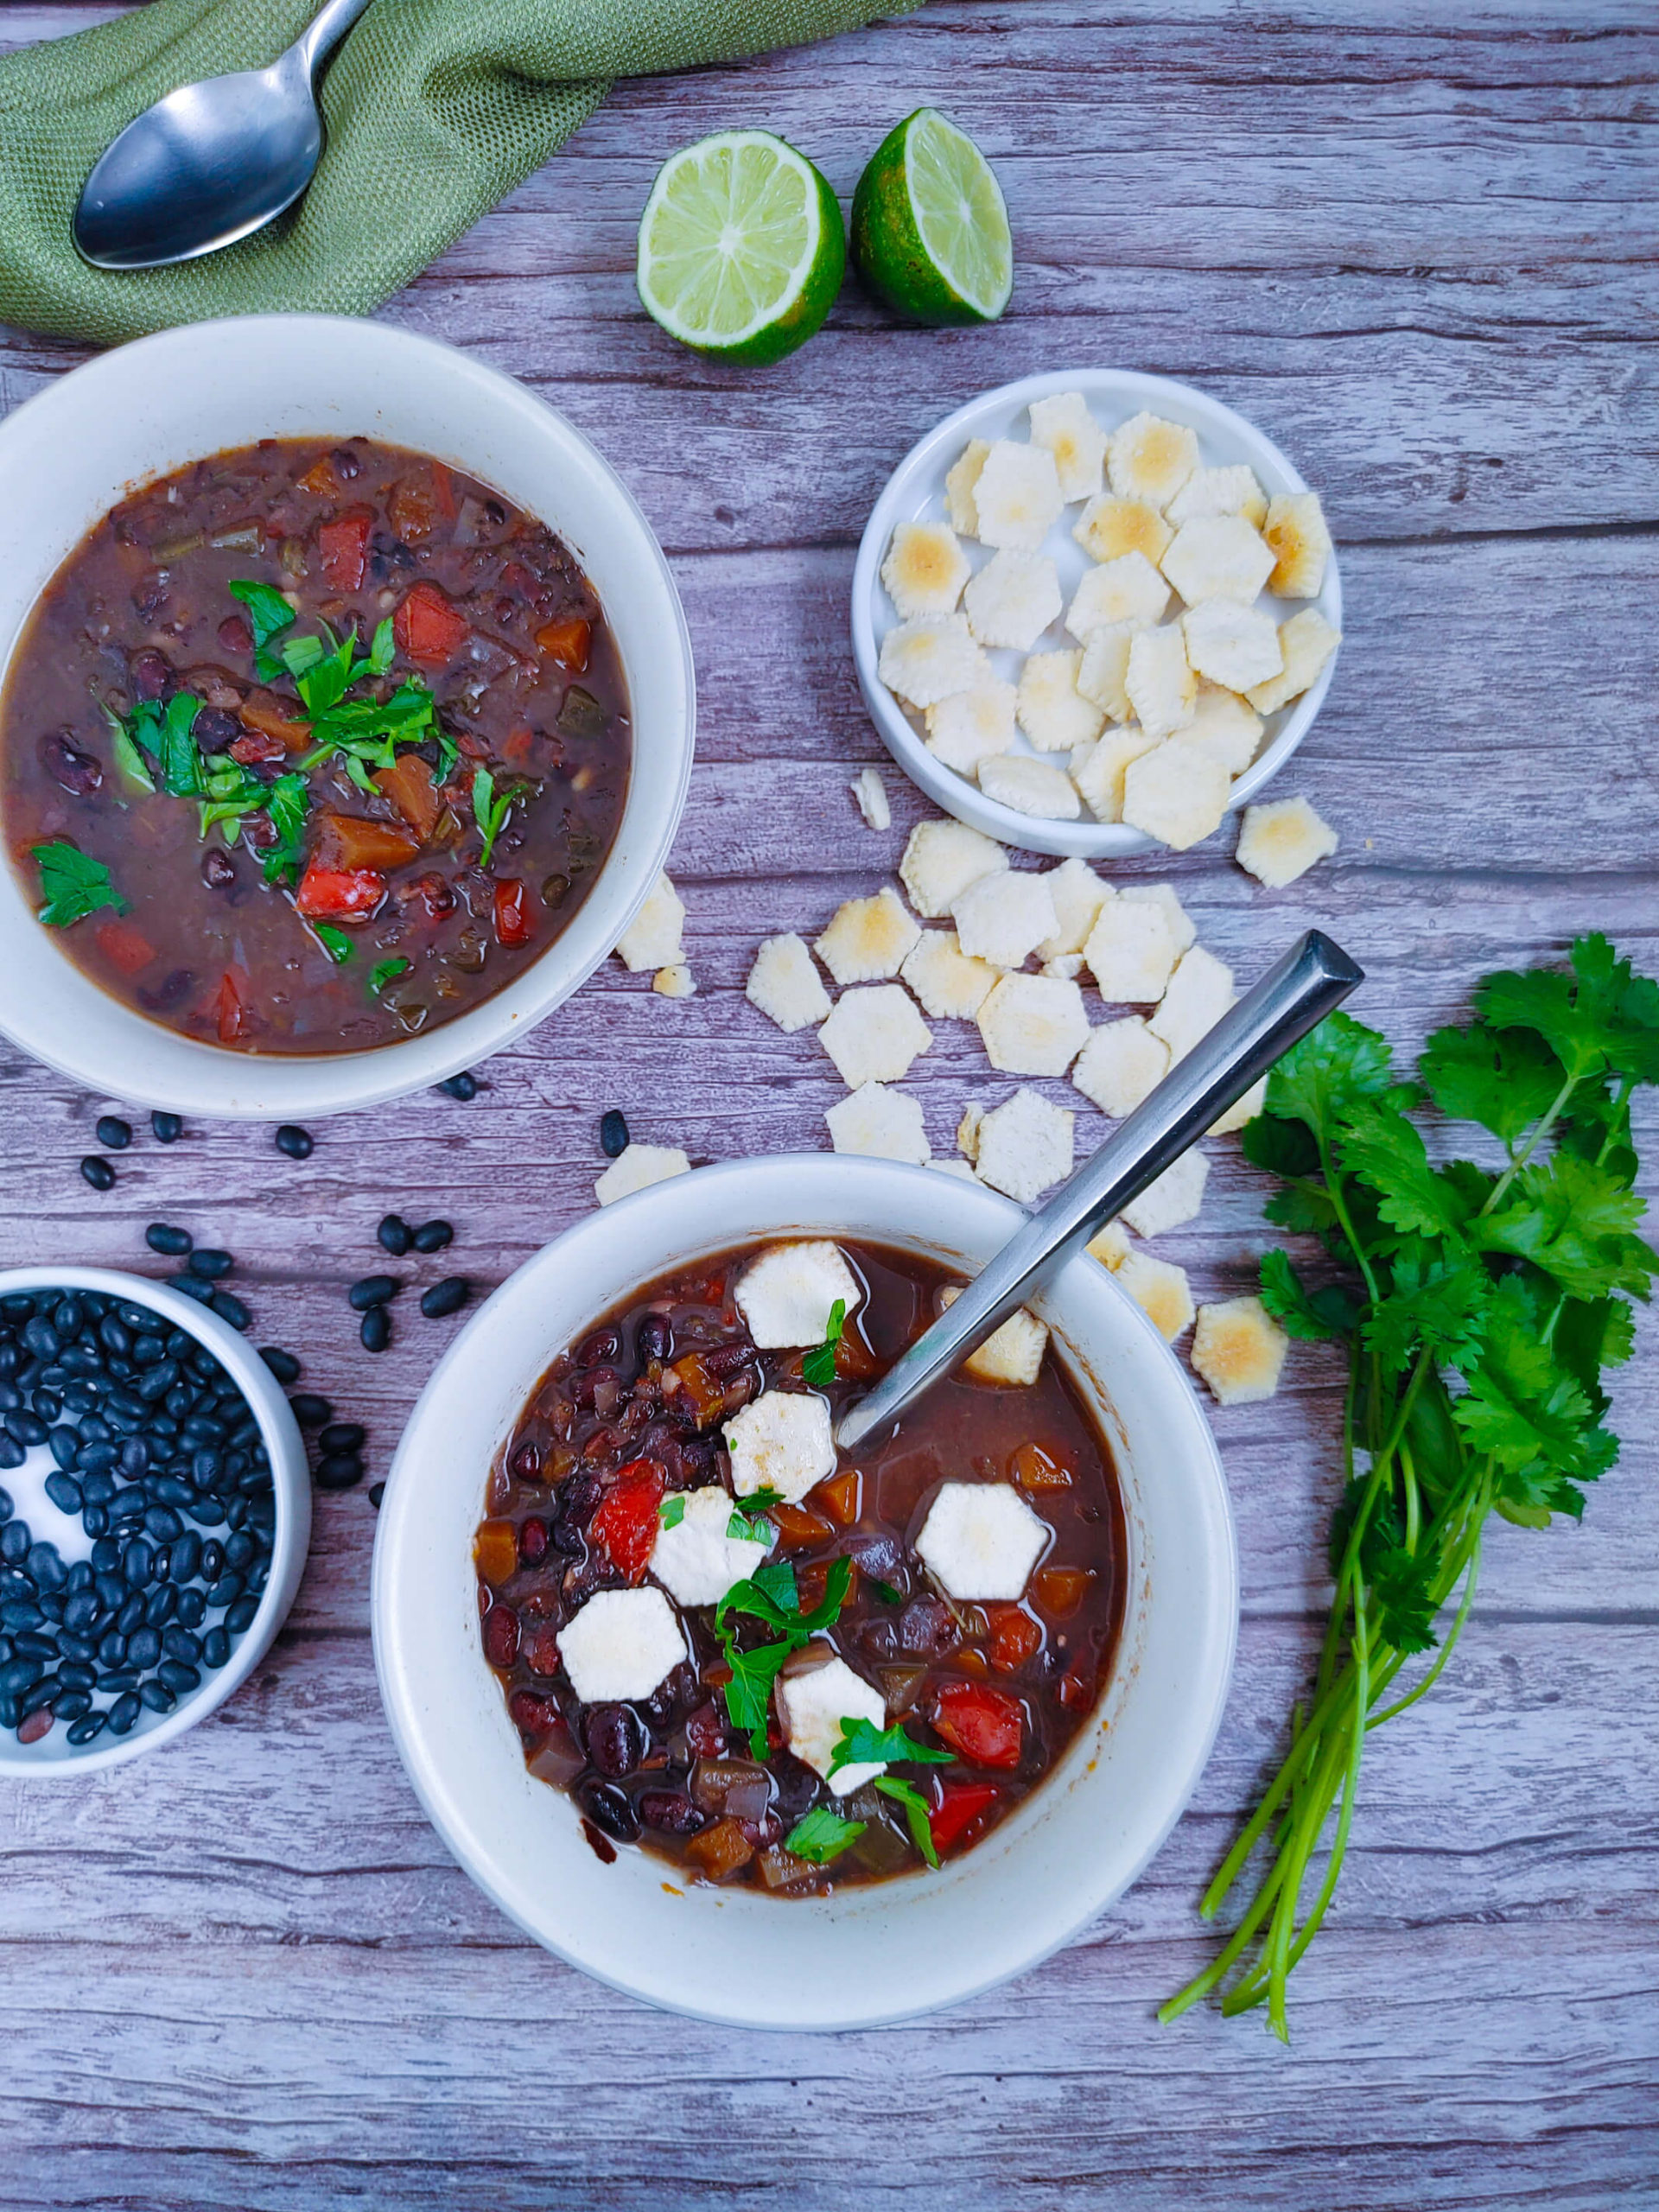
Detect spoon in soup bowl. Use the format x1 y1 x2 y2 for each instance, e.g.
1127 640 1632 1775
835 928 1363 1454
73 0 375 270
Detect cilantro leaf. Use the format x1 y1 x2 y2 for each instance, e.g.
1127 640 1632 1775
100 702 156 794
229 579 297 679
312 922 353 966
1257 1250 1358 1341
830 1715 955 1775
658 1492 686 1529
1476 1152 1656 1302
1366 1544 1438 1656
872 1775 940 1868
1338 1100 1478 1241
802 1297 848 1390
785 1806 865 1865
472 766 514 869
33 842 124 928
156 692 205 798
1363 1239 1491 1376
261 772 309 887
368 957 410 998
1266 1012 1395 1139
1418 1020 1566 1148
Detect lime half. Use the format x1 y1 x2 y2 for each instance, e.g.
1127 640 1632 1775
851 109 1013 326
637 130 845 365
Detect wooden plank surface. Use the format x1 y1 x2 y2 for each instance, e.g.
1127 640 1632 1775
0 2 1656 2204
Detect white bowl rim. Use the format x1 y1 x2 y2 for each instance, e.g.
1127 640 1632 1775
0 1262 311 1777
851 365 1343 860
0 314 696 1118
372 1153 1239 2029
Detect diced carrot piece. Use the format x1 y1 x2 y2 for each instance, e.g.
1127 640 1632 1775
1011 1441 1075 1492
213 964 251 1045
929 1779 1001 1855
313 810 421 873
293 862 385 923
1032 1566 1095 1619
393 581 470 668
317 507 372 594
810 1468 861 1527
474 1520 518 1586
298 455 339 499
666 1353 729 1427
685 1816 753 1882
493 878 534 949
93 918 156 976
931 1680 1025 1770
239 690 312 751
372 753 442 840
985 1605 1044 1674
588 1459 665 1584
535 614 592 672
767 1503 832 1553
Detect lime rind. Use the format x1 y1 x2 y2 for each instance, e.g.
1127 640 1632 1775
850 108 1013 327
637 130 845 364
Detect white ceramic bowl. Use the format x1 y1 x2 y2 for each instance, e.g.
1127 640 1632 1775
373 1155 1237 2029
852 368 1343 858
0 1265 310 1777
0 315 695 1117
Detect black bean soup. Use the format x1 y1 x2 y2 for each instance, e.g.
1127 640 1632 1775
474 1240 1126 1894
1 438 629 1052
0 1286 276 1748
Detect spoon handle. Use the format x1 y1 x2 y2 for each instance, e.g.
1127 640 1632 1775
292 0 377 82
832 928 1363 1453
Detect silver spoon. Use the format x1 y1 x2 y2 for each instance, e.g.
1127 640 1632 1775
73 0 375 270
834 929 1363 1453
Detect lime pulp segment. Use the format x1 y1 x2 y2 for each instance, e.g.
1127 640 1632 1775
638 132 832 352
904 111 1013 320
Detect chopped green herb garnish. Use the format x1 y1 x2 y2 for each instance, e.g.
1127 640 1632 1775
260 772 310 886
658 1493 686 1529
156 692 205 798
871 1579 903 1606
100 703 156 794
368 957 411 997
229 578 297 679
873 1775 939 1868
830 1715 955 1775
802 1298 848 1390
1160 934 1659 2042
785 1806 866 1865
32 842 124 928
312 923 353 965
727 1500 777 1543
472 766 515 869
713 1555 855 1757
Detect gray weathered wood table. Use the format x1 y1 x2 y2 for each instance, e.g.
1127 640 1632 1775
0 3 1654 2204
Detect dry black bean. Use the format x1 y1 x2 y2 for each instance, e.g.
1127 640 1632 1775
259 1345 300 1384
420 1278 468 1319
600 1109 629 1158
96 1117 132 1151
411 1220 454 1254
360 1307 392 1354
315 1452 364 1491
187 1249 233 1280
67 1712 107 1745
437 1071 479 1100
151 1112 183 1143
377 1214 412 1256
79 1157 116 1192
274 1125 314 1160
146 1224 194 1257
209 1292 251 1332
368 1483 385 1510
348 1275 398 1312
138 1679 175 1713
319 1422 364 1454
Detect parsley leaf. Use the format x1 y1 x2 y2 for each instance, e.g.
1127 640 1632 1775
472 766 514 869
658 1493 686 1529
260 772 310 887
873 1776 939 1868
829 1715 954 1775
229 579 297 680
713 1556 855 1757
312 922 353 966
368 957 411 998
802 1297 848 1390
785 1806 866 1865
1257 1250 1359 1341
719 1639 794 1758
100 703 156 794
156 692 205 798
33 842 124 928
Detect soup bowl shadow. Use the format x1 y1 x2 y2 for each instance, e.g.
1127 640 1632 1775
373 1154 1238 2030
0 315 695 1119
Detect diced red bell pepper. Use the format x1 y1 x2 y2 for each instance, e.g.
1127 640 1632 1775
317 507 372 594
229 728 286 766
588 1459 666 1585
931 1680 1025 1770
929 1779 1001 1856
93 918 156 976
493 878 534 949
213 964 251 1046
393 580 470 667
294 861 386 923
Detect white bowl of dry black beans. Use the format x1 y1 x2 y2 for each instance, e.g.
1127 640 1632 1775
0 1266 310 1772
0 315 695 1116
373 1154 1237 2029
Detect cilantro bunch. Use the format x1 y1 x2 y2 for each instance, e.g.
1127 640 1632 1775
1162 935 1657 2040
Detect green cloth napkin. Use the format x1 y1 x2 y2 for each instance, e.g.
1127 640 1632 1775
0 0 911 347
